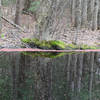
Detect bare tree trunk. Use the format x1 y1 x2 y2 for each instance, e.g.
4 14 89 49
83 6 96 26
98 8 100 29
34 0 68 40
23 0 35 11
15 0 23 25
97 0 100 29
87 0 95 29
23 0 31 11
71 0 76 26
92 0 99 30
75 0 82 29
81 0 88 27
0 0 2 33
69 0 73 9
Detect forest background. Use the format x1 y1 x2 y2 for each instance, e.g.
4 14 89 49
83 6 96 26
0 0 100 48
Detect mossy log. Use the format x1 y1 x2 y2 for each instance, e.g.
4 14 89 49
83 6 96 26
21 38 98 50
21 38 67 50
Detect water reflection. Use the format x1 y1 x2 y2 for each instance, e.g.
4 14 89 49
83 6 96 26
0 52 100 100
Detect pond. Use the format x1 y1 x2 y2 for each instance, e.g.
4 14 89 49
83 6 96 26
0 51 100 100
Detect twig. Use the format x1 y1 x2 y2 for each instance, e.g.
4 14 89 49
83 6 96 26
1 16 27 33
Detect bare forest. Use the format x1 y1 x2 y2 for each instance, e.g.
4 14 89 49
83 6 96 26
1 0 100 48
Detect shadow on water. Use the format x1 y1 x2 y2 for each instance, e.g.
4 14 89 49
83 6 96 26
0 51 100 100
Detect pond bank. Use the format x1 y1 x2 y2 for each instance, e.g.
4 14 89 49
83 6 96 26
0 48 100 52
1 28 100 49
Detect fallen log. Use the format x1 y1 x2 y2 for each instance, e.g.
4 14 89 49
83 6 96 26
1 16 27 33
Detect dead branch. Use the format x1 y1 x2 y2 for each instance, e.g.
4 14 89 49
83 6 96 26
1 16 27 33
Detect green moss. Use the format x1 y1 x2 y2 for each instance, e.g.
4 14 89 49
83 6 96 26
21 38 31 43
49 40 67 49
79 44 97 50
81 44 90 49
39 40 51 48
21 38 99 50
1 34 5 38
21 38 67 49
66 44 78 50
87 46 97 49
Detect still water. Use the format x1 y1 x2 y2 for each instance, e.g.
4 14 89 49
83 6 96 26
0 52 100 100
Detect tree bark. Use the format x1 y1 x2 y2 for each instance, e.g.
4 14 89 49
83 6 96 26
97 8 100 29
71 0 76 26
15 0 23 25
23 0 35 12
24 0 31 11
87 0 95 29
75 0 82 29
92 0 99 30
0 0 2 33
81 0 88 27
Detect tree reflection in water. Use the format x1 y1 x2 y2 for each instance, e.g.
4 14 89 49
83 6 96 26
0 52 100 100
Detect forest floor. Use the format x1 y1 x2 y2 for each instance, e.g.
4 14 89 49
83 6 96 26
1 24 100 48
0 7 100 48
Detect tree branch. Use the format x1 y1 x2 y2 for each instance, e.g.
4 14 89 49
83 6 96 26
1 16 27 33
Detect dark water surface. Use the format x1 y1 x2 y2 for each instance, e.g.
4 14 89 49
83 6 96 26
0 52 100 100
